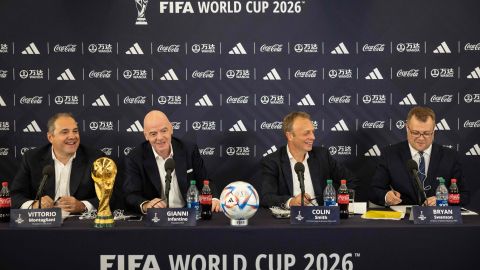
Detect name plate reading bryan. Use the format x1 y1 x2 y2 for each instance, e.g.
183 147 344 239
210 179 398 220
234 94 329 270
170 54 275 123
146 208 196 226
411 206 462 225
10 208 62 228
290 206 340 225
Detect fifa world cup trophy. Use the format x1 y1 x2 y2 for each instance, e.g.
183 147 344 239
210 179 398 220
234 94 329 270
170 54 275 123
135 0 148 25
91 157 117 228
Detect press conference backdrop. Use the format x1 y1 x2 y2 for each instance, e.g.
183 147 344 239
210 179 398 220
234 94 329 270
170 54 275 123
0 0 479 209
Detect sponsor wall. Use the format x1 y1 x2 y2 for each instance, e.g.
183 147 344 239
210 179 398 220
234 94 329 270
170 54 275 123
0 0 479 209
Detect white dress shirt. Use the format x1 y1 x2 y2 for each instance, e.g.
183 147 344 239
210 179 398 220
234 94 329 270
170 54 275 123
285 145 316 207
152 145 185 208
409 143 432 191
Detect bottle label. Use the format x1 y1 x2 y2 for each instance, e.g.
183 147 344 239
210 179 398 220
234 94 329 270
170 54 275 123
437 199 448 207
200 194 212 204
337 194 349 204
187 201 199 210
0 197 10 207
448 194 460 204
323 199 336 207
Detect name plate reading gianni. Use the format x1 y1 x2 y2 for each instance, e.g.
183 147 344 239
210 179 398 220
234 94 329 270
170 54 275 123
146 208 196 226
411 206 462 225
290 206 340 225
10 208 62 228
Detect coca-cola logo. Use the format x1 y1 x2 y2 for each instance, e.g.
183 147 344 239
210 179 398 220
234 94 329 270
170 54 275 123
0 70 7 78
226 96 249 104
362 44 385 52
123 147 134 156
328 95 351 104
101 148 113 156
199 147 215 156
260 121 282 130
464 120 480 128
0 148 8 155
89 70 112 79
397 69 419 78
294 70 317 78
260 44 283 53
53 44 77 53
124 96 147 104
157 44 180 53
192 70 215 79
464 43 480 51
20 96 43 104
430 95 453 103
362 121 385 129
171 122 181 130
20 147 36 155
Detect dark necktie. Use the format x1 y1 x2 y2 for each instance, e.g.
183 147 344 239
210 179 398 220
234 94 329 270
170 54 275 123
418 151 426 183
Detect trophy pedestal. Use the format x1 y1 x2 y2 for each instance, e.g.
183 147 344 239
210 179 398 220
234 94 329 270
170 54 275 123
94 214 114 228
135 18 147 25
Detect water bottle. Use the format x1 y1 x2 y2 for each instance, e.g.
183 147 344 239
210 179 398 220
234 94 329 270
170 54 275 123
323 179 336 206
435 177 449 207
186 180 200 220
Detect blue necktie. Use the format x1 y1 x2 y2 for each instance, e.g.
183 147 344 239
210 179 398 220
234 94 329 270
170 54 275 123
418 152 426 184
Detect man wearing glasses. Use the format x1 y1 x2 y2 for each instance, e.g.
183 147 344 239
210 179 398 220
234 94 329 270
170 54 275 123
370 106 470 206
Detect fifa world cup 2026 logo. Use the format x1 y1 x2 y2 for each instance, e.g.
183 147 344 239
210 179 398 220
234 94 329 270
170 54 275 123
135 0 148 25
91 157 117 228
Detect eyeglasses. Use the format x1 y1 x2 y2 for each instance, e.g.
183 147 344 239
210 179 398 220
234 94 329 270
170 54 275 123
407 127 434 138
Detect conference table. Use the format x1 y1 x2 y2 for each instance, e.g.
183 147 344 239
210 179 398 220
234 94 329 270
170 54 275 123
1 208 479 270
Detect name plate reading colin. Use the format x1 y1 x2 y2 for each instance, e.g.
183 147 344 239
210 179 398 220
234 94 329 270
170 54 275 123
411 206 462 225
10 208 62 228
290 206 340 225
146 208 196 226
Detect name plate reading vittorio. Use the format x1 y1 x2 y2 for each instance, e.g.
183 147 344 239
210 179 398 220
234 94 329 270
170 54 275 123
146 208 196 226
10 208 62 228
290 206 340 225
411 206 462 225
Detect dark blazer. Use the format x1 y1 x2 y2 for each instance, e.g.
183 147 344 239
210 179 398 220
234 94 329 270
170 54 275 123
261 145 359 207
123 138 210 213
369 141 470 206
11 144 103 209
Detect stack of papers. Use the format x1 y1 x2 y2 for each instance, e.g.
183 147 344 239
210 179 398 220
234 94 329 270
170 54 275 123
361 210 405 220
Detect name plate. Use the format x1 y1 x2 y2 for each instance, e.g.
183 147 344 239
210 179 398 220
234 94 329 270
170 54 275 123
10 209 62 228
146 208 196 226
290 206 340 225
411 206 462 225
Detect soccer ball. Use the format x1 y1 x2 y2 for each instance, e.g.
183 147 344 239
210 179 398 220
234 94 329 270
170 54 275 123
220 181 259 226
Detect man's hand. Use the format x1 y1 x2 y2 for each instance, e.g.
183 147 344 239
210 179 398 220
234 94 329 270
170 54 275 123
55 196 86 213
289 193 312 207
142 198 166 213
425 196 436 206
386 190 402 206
32 195 54 209
212 199 221 212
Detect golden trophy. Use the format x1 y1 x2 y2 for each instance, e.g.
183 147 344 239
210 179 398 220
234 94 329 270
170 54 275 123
91 157 117 228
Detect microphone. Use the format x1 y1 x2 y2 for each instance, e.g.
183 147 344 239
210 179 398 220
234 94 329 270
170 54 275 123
406 159 426 206
164 158 175 208
294 162 306 206
34 164 54 209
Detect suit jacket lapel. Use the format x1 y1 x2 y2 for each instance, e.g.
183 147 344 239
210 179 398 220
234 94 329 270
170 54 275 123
69 149 85 196
280 147 294 196
143 144 162 197
172 140 188 197
426 143 441 188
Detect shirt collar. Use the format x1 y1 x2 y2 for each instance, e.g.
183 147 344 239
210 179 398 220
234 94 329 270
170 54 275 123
51 147 76 164
408 143 432 158
152 144 174 161
286 145 309 163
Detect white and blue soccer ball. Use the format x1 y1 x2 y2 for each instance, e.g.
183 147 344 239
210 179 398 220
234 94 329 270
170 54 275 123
220 181 259 226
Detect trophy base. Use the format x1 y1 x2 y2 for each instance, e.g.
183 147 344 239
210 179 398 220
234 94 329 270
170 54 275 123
230 219 248 226
94 215 114 228
135 18 148 25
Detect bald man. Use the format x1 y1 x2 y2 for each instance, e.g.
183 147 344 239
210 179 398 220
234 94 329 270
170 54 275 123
123 110 220 214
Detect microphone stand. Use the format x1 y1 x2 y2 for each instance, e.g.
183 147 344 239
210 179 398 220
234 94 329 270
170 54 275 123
411 169 426 206
297 172 305 206
164 172 172 208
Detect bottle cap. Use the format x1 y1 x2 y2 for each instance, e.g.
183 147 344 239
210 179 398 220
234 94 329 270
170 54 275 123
203 180 209 185
340 179 347 185
437 177 445 184
451 178 457 183
190 180 196 185
326 179 333 184
1 182 7 187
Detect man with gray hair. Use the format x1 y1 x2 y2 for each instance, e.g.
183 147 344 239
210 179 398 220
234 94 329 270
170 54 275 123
11 112 103 214
261 111 359 208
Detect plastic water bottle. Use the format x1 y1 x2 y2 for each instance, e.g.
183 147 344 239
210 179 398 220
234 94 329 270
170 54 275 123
435 177 449 207
186 180 200 220
323 179 336 206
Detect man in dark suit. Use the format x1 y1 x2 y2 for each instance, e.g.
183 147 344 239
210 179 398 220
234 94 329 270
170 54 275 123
261 111 359 208
123 110 220 214
370 106 470 206
11 113 103 213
